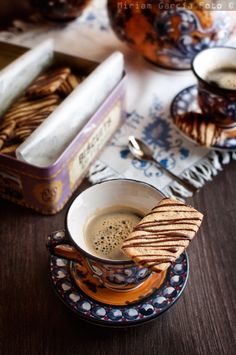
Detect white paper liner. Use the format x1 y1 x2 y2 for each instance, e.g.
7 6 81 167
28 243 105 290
16 51 124 167
0 39 54 117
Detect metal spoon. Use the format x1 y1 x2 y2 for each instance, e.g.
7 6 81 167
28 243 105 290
128 136 198 194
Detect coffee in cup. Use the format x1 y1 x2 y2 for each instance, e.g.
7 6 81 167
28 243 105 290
206 67 236 90
47 179 165 292
84 206 143 261
192 47 236 129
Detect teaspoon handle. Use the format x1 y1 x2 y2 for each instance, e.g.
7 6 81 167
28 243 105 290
152 158 198 194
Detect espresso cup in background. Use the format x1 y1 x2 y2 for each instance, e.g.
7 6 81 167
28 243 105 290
47 179 164 292
192 47 236 129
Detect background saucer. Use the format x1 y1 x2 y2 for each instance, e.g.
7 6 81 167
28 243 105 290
171 85 236 151
50 252 189 327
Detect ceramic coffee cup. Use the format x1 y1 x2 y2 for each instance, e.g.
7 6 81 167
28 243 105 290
47 179 164 292
192 47 236 129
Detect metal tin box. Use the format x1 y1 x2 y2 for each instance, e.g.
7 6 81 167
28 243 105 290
0 42 126 214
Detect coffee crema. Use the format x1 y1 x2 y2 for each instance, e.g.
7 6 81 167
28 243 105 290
206 67 236 90
84 206 143 260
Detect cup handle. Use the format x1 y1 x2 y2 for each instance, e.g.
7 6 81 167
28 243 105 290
47 230 81 262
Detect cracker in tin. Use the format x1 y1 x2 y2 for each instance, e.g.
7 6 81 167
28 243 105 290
16 106 58 127
57 74 84 95
26 67 71 97
4 95 61 119
0 143 20 155
0 121 16 149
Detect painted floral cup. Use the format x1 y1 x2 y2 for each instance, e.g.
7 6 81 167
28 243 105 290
47 179 164 292
192 47 236 129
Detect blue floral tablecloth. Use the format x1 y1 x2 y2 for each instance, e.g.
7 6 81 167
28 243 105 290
1 0 235 198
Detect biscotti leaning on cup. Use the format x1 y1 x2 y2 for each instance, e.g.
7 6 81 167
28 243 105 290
122 197 203 273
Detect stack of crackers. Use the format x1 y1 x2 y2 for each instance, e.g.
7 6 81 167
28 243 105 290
0 66 84 156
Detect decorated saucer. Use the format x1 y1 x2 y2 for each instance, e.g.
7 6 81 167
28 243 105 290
49 252 189 327
171 85 236 151
70 259 167 306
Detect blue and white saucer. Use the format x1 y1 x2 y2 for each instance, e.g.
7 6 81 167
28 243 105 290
171 85 236 151
49 253 189 327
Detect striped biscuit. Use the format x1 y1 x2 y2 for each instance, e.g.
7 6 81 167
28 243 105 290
0 121 16 149
15 126 36 134
15 106 58 126
0 143 19 155
57 73 82 95
4 95 61 121
174 112 222 147
26 67 71 97
122 198 203 273
15 131 32 141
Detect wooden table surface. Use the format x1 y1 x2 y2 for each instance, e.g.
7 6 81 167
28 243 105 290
1 159 236 355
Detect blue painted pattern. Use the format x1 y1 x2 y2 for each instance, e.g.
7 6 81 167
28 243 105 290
156 9 231 67
49 229 189 327
118 97 190 178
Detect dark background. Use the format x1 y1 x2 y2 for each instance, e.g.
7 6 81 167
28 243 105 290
0 0 32 28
